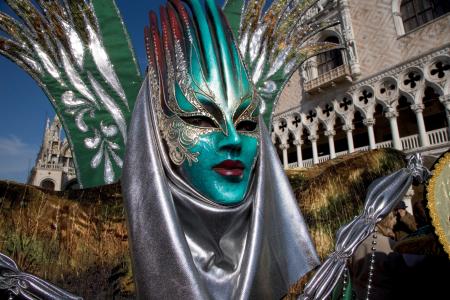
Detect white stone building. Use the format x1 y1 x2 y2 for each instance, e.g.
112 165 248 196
272 0 450 169
28 116 77 191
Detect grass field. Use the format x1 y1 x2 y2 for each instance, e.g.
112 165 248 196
0 148 406 299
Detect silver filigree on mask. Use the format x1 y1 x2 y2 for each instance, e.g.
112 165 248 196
149 66 216 166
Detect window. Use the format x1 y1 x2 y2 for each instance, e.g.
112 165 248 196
401 0 450 32
316 36 343 75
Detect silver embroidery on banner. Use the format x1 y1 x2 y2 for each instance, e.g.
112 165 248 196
1 0 132 185
239 30 249 59
75 108 91 133
60 48 96 104
109 147 123 168
261 81 277 94
266 46 290 79
86 21 129 109
252 43 267 84
88 73 127 141
60 19 84 69
100 121 118 137
91 141 104 169
104 152 114 184
85 130 101 150
107 140 121 150
62 91 85 107
284 59 296 76
33 43 62 84
21 55 42 74
249 24 266 63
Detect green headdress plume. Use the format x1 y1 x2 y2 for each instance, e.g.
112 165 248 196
223 0 341 127
0 0 142 188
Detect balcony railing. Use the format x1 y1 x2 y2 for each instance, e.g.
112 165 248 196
304 64 352 93
401 134 420 150
286 127 450 169
427 128 448 145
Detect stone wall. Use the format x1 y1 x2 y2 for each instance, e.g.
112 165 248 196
274 71 303 115
350 0 450 78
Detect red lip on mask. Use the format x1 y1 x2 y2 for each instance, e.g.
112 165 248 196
213 160 245 177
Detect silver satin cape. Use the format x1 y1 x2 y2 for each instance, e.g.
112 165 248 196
122 75 319 300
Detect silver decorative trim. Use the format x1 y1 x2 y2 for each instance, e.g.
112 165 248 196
249 24 266 62
21 55 42 74
62 91 85 107
34 43 62 83
86 21 128 109
100 121 118 138
84 131 101 150
88 73 127 142
108 146 123 168
252 43 267 84
266 46 290 79
104 152 114 184
60 19 84 69
75 108 91 133
60 47 96 104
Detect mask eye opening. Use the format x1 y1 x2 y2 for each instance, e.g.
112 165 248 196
180 115 218 128
236 120 257 132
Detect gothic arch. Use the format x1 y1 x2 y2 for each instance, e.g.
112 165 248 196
422 85 447 131
318 29 344 43
354 86 376 119
423 80 444 97
374 76 399 107
397 94 419 138
399 67 425 95
274 118 290 142
399 89 415 105
40 179 55 191
316 34 344 76
428 55 450 94
287 113 303 136
272 131 282 142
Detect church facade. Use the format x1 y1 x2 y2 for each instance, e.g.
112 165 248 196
28 116 77 191
272 0 450 168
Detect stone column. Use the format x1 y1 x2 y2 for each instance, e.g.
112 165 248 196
293 139 303 168
363 118 376 150
303 61 317 82
280 143 289 168
340 0 361 75
440 95 450 137
325 130 336 159
309 135 319 164
411 103 429 147
385 110 402 150
343 124 355 153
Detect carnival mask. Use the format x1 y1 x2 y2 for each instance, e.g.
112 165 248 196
146 0 260 205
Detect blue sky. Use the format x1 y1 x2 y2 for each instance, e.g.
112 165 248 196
0 0 225 183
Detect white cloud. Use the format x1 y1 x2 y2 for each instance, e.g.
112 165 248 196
0 135 38 183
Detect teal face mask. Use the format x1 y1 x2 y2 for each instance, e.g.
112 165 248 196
180 118 258 205
145 0 260 204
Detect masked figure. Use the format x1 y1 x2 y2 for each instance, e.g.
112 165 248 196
122 0 319 299
0 1 431 300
